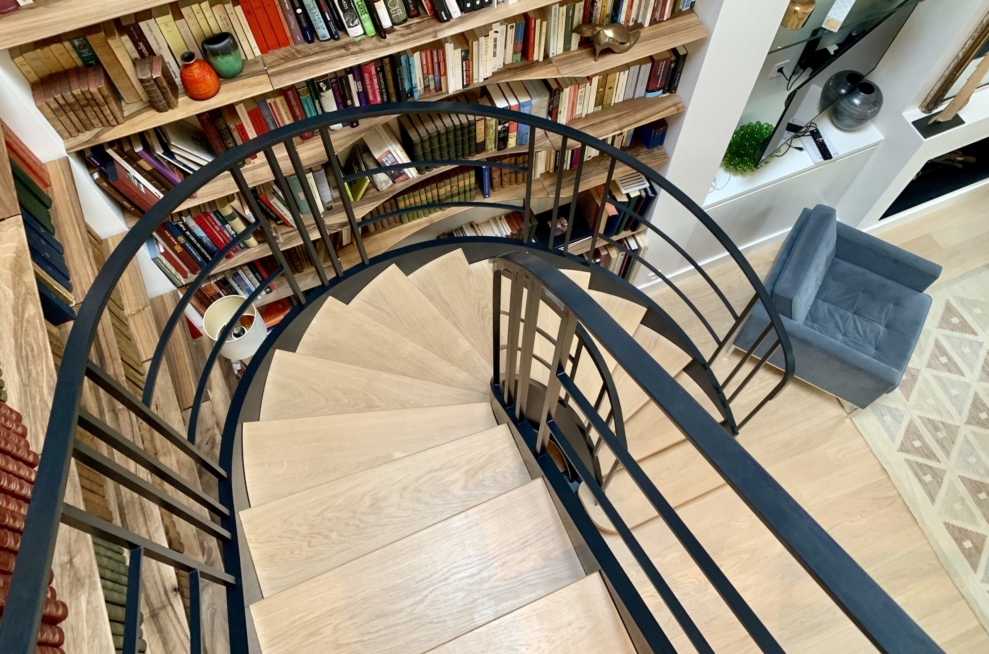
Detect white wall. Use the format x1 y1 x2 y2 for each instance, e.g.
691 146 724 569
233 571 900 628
838 0 989 229
636 0 791 285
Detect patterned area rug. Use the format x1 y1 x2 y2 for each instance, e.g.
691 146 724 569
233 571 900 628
853 265 989 632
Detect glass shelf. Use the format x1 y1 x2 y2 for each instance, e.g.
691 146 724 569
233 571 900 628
769 0 925 55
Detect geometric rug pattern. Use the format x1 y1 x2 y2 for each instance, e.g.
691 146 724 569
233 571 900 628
853 266 989 633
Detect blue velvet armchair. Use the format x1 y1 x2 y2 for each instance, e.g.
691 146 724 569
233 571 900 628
734 205 942 409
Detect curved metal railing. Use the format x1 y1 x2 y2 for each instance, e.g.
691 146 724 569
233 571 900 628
0 102 795 653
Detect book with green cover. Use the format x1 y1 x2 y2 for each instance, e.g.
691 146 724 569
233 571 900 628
10 160 52 208
352 0 377 39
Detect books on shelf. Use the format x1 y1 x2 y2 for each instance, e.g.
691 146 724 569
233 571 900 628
3 122 76 324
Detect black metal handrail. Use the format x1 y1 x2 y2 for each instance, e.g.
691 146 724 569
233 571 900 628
1 102 794 653
492 252 941 653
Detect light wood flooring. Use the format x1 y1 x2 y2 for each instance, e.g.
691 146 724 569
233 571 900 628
635 188 989 652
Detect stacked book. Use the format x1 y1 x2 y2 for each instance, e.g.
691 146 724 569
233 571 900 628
83 122 215 213
363 166 476 231
442 210 529 239
0 0 32 16
591 230 648 280
0 400 70 654
91 538 148 653
5 123 76 326
29 66 124 140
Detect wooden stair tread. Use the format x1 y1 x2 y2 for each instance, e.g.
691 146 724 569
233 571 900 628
579 437 726 533
570 290 647 397
410 250 493 365
599 370 723 473
427 574 635 654
242 425 529 597
296 296 486 392
610 324 694 418
243 403 498 506
259 351 486 421
349 264 491 382
527 270 592 386
250 479 584 654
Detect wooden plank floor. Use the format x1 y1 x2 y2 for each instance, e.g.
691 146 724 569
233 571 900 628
632 190 989 651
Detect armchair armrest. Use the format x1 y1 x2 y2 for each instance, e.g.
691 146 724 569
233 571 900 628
836 223 942 292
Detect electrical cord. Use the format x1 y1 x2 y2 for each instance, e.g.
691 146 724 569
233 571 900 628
777 65 809 91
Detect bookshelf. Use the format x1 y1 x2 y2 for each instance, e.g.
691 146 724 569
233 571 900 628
63 58 274 152
176 90 684 212
0 0 173 51
254 141 668 304
53 11 704 154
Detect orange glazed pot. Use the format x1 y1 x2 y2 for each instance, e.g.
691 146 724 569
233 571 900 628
179 51 220 101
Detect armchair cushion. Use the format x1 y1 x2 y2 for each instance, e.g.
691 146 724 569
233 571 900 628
835 223 943 292
805 259 931 373
772 205 836 323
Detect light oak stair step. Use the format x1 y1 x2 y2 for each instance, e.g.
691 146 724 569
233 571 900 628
570 289 647 400
598 370 725 473
250 479 584 654
242 425 529 597
243 403 498 506
410 250 493 365
296 296 486 392
428 574 636 654
348 264 491 383
578 436 727 533
259 351 486 421
608 324 694 419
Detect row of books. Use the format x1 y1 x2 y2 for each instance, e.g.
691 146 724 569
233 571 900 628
89 537 149 652
591 231 648 281
3 121 77 326
0 400 70 652
442 210 529 239
363 166 476 231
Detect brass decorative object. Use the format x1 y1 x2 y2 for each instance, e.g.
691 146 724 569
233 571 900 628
781 0 816 30
572 23 642 61
921 10 989 118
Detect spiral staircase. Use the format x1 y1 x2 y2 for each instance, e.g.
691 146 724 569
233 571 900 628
0 104 944 654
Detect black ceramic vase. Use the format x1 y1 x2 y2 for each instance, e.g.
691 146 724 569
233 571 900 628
832 81 883 130
820 70 864 112
201 32 243 79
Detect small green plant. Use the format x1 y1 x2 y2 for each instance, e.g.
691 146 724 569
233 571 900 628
722 122 775 174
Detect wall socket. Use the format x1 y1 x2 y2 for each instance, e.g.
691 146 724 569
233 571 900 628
770 60 790 79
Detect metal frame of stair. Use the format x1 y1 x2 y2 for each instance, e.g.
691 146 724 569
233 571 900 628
0 103 940 653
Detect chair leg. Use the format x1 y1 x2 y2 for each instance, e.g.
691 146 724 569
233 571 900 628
838 398 860 417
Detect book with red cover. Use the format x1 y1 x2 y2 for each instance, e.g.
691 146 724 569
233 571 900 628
280 87 313 139
0 453 36 484
247 0 279 52
260 298 293 327
0 507 25 533
360 63 381 104
2 121 51 189
245 100 270 136
257 193 294 227
191 213 229 252
0 470 33 501
239 0 272 53
196 113 228 157
155 226 201 276
0 492 28 517
259 0 291 48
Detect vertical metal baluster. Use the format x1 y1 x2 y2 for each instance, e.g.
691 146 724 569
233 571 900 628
708 295 759 365
503 269 525 405
562 339 584 408
285 139 343 278
515 276 543 420
492 268 502 386
535 309 578 454
547 135 568 251
587 156 617 262
520 132 538 243
601 459 621 492
263 148 328 287
189 570 202 654
231 166 305 304
122 547 144 654
320 127 370 266
563 145 586 254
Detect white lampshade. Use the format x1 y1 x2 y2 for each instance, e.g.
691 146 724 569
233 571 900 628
202 295 267 361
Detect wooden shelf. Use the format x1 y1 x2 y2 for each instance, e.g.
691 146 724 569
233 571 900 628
255 142 667 305
265 0 555 90
568 227 644 255
64 58 273 153
0 0 171 51
208 93 680 274
177 87 683 213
